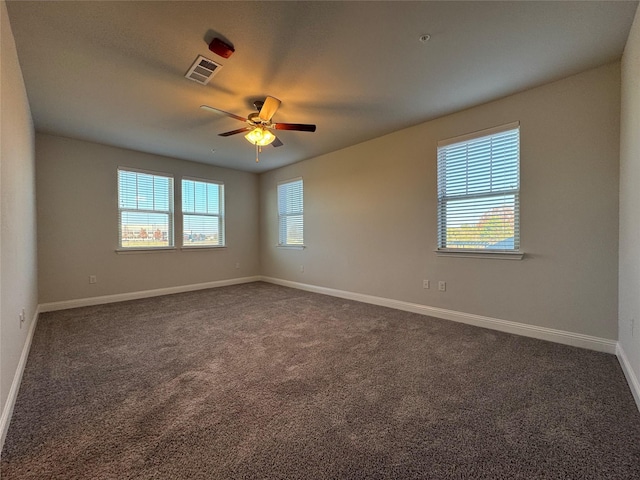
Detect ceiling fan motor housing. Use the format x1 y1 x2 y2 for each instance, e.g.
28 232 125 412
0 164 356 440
248 112 262 124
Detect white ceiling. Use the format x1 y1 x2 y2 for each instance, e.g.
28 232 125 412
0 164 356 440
6 1 638 173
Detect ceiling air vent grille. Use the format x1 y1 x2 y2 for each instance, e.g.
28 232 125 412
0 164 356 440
185 55 222 85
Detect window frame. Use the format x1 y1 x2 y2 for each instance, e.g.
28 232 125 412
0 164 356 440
181 176 225 249
277 177 304 248
435 122 523 260
117 167 175 251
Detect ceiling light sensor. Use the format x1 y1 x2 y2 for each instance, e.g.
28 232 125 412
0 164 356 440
419 34 431 44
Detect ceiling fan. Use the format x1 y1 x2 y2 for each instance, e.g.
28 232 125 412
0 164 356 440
200 96 316 161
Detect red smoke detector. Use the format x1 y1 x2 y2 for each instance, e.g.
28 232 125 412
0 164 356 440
209 38 235 59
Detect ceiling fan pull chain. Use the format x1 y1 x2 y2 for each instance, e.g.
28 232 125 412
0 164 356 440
255 143 260 163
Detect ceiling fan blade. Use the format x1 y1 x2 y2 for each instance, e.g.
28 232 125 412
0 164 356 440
271 137 283 148
219 127 252 137
274 123 317 132
258 96 281 122
200 105 247 122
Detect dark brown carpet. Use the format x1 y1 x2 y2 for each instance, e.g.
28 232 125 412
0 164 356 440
2 282 640 479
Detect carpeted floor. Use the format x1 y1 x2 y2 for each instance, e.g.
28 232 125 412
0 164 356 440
2 281 640 479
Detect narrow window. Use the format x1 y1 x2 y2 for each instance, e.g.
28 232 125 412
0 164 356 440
182 178 225 247
118 168 174 249
277 178 304 246
437 122 520 252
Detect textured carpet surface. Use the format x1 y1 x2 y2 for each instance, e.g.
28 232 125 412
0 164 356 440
2 282 640 479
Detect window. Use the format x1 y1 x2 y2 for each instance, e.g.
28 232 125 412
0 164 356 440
118 168 174 249
182 178 225 247
277 178 304 246
437 122 520 253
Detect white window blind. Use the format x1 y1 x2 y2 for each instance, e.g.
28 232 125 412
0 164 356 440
437 122 520 252
118 168 174 248
182 178 225 247
278 178 304 246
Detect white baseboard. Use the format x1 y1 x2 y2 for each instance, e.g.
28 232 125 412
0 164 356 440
1 306 40 451
260 276 618 354
616 344 640 411
39 276 262 312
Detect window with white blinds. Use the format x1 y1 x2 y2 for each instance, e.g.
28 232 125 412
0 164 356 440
277 178 304 246
437 122 520 252
118 168 174 249
182 178 225 247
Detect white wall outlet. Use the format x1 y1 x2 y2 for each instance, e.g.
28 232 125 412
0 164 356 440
235 262 240 269
438 281 446 292
300 265 305 273
89 275 97 284
423 280 430 289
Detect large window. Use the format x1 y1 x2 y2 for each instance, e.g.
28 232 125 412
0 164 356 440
437 122 520 252
182 178 225 247
277 178 304 246
118 168 174 249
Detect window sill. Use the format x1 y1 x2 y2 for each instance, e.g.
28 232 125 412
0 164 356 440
181 245 226 251
277 245 306 250
434 249 524 260
116 247 177 255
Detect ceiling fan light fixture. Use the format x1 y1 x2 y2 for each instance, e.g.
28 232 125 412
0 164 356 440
245 127 275 146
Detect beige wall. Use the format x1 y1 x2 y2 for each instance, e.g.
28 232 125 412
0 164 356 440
619 7 640 392
1 0 38 440
260 62 621 340
36 134 260 304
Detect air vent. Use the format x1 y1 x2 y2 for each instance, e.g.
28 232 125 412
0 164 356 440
185 55 222 85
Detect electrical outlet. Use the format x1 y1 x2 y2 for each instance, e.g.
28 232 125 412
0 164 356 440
19 309 25 328
438 281 446 292
89 275 97 284
423 280 430 289
235 262 240 269
300 265 305 273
